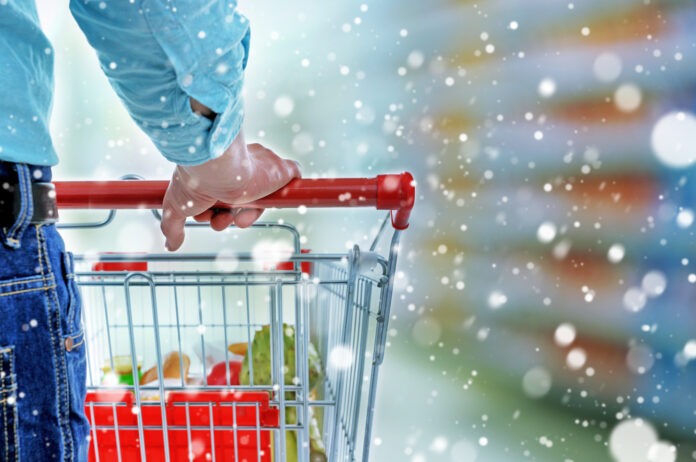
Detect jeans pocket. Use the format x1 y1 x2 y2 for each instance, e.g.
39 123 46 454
0 346 19 462
0 272 57 462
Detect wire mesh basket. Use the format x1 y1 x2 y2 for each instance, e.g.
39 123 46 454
54 174 414 462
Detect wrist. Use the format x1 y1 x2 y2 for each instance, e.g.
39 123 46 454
190 97 216 121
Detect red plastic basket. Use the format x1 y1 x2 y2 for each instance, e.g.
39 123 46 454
91 253 148 272
85 391 279 462
275 249 312 274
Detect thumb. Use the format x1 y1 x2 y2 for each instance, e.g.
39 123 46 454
161 204 187 251
160 175 213 251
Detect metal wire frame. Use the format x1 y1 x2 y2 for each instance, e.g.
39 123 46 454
73 215 401 461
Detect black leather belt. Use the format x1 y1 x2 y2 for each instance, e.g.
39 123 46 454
0 182 59 226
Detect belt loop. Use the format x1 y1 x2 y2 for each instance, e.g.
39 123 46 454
2 164 34 249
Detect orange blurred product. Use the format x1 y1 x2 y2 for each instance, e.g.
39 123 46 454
140 351 190 385
227 342 249 357
185 375 204 386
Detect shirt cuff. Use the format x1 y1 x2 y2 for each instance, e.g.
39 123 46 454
141 0 249 165
143 93 245 166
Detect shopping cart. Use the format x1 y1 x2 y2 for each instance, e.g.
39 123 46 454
53 173 415 462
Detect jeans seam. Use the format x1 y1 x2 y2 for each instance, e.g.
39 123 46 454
8 354 16 462
0 275 51 287
37 226 74 462
0 285 56 298
36 227 66 460
1 352 7 462
35 227 66 461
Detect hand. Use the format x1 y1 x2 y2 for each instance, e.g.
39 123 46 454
160 130 301 251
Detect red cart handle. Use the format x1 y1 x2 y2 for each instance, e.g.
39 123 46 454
53 172 415 230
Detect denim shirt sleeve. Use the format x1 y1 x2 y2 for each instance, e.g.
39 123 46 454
69 0 250 165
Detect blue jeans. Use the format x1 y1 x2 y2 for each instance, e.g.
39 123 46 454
0 163 89 461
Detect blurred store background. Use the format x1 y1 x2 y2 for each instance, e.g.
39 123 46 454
38 0 696 461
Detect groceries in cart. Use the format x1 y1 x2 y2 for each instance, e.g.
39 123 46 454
139 351 192 400
101 355 143 385
240 324 327 462
240 324 322 391
90 323 326 461
141 351 190 384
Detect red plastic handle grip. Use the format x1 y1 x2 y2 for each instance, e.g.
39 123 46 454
53 172 415 230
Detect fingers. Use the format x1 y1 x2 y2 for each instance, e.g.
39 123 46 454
194 208 263 231
285 159 302 180
210 210 236 231
234 208 264 228
193 210 214 222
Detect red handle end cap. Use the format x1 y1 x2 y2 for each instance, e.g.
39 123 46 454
377 172 415 230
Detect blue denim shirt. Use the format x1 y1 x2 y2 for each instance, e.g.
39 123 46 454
0 0 250 166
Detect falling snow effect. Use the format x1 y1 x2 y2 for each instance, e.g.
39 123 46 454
32 0 696 461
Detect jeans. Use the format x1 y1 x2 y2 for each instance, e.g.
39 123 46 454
0 162 89 462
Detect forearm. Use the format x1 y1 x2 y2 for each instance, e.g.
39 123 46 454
70 0 250 165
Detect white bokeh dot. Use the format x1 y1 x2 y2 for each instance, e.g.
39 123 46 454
274 96 295 118
522 367 552 398
677 209 694 228
593 52 622 82
554 323 576 347
623 287 647 312
608 244 626 263
537 222 557 243
538 78 556 98
614 83 642 112
642 271 666 298
566 347 587 370
651 112 696 168
610 419 657 462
